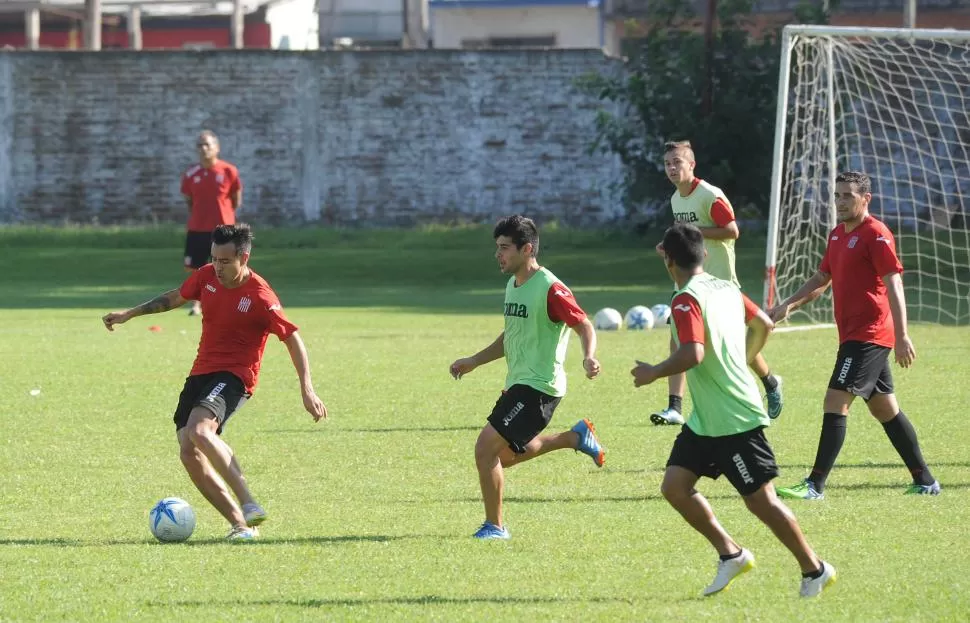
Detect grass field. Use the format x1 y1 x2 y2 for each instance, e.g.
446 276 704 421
1 226 969 622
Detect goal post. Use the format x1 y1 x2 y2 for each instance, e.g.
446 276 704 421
765 24 970 326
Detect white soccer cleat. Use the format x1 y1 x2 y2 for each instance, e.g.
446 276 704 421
800 561 837 597
650 407 685 426
226 526 259 541
242 502 268 527
703 548 755 596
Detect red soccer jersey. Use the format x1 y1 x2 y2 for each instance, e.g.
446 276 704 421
546 281 587 326
819 215 903 347
671 290 759 344
181 160 241 232
179 265 297 393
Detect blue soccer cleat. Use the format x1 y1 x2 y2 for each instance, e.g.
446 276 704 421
572 418 605 467
473 522 511 540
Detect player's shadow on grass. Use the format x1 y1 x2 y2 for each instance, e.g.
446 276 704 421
784 461 970 470
452 493 738 504
150 595 635 609
271 425 482 434
0 534 434 548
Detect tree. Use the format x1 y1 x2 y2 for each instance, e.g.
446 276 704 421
579 0 833 225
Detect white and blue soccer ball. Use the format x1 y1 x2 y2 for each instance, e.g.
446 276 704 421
650 304 672 325
593 307 623 331
624 305 655 330
149 497 196 543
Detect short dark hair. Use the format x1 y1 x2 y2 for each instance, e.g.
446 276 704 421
212 223 253 256
662 222 705 270
199 129 219 145
835 171 871 195
493 214 539 257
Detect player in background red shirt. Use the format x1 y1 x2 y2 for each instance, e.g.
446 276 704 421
181 130 243 316
769 171 939 499
102 224 328 539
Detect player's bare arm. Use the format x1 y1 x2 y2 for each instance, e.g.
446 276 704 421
883 271 916 368
697 221 740 241
571 317 601 379
283 331 328 421
102 288 188 331
769 270 832 322
745 307 774 366
231 189 242 211
450 332 505 380
631 343 705 387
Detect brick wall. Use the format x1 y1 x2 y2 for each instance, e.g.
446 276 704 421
0 49 625 226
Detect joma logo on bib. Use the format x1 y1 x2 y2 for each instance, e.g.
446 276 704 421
504 302 528 318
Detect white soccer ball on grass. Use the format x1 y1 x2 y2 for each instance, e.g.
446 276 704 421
624 305 655 330
650 304 672 325
149 497 196 543
593 307 623 331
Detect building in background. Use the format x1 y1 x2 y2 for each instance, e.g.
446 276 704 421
0 0 317 50
316 0 428 48
429 0 617 52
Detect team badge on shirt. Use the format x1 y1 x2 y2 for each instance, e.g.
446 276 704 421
237 297 252 313
216 174 224 183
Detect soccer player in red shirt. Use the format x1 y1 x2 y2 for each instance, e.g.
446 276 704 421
770 171 939 499
181 130 242 316
102 224 328 539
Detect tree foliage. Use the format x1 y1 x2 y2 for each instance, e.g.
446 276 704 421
579 0 833 224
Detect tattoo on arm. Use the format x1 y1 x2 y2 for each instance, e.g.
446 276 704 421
132 290 181 316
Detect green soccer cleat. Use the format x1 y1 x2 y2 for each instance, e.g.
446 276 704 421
776 479 824 501
904 481 941 495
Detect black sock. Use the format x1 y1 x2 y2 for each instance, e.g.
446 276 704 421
809 413 848 492
668 394 683 413
761 373 779 393
882 411 935 486
720 550 743 562
802 562 825 579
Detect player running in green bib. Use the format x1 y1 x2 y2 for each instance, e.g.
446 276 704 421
651 141 783 425
632 223 835 598
449 215 605 540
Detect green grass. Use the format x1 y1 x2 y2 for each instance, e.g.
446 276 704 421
1 226 969 621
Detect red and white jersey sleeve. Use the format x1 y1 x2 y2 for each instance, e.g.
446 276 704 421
671 293 705 345
546 282 586 327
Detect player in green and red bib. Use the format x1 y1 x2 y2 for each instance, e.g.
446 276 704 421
632 222 835 598
651 141 784 425
449 215 604 540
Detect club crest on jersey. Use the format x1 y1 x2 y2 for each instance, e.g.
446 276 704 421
504 302 528 318
237 296 252 313
848 236 859 249
193 176 201 184
216 174 224 183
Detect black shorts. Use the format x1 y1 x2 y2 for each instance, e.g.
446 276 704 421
173 372 250 434
184 230 212 269
487 384 562 454
828 340 894 400
666 425 779 496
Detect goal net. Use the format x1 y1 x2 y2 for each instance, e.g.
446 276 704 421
765 25 970 325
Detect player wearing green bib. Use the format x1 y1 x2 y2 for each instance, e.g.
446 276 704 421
651 141 784 426
449 215 605 540
632 223 836 598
